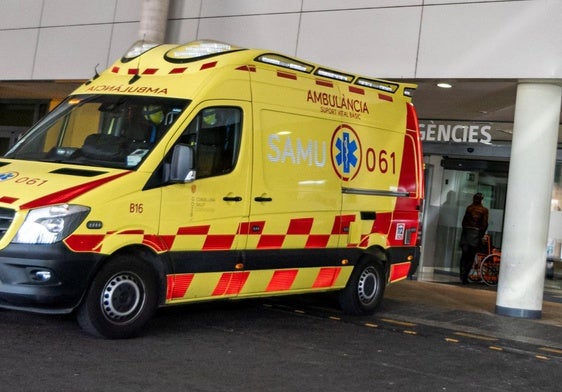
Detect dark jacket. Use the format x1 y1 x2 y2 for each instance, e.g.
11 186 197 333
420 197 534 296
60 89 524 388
460 202 489 247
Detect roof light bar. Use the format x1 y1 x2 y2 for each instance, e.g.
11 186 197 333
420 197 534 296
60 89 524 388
315 68 354 82
167 40 235 60
404 88 415 97
356 78 398 93
122 40 159 62
256 54 313 73
164 40 241 63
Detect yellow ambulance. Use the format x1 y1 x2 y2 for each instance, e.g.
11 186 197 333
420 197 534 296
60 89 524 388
0 40 423 338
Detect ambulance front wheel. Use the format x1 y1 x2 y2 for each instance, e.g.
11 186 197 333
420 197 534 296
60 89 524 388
77 255 159 339
339 259 385 315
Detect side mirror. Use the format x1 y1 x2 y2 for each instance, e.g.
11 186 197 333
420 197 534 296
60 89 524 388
170 144 195 183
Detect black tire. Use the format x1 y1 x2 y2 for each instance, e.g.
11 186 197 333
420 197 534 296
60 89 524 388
339 258 386 315
480 254 500 286
77 255 159 339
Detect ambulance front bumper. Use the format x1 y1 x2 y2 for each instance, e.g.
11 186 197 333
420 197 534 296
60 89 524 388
0 243 102 314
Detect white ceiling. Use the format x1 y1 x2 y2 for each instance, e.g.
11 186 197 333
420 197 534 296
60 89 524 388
412 79 562 142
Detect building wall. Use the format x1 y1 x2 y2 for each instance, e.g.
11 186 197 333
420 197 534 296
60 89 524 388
0 0 560 81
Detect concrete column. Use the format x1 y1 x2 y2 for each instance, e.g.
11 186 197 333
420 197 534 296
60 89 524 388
138 0 170 44
496 82 562 319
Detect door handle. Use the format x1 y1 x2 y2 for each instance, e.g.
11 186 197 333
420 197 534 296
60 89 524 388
223 196 243 202
254 196 272 202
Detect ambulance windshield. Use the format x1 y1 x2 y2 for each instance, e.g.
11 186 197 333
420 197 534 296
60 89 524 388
5 95 190 169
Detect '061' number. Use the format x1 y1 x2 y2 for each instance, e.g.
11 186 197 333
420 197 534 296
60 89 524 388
15 177 48 186
365 149 396 174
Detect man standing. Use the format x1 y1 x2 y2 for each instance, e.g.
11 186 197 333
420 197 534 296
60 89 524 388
459 192 489 284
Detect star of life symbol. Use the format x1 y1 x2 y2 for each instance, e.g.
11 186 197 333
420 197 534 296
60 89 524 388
330 125 361 181
0 172 17 181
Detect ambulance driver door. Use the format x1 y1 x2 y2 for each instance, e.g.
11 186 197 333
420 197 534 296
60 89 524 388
159 103 251 266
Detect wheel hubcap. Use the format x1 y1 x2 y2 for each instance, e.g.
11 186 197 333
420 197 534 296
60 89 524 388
101 273 144 323
357 266 378 305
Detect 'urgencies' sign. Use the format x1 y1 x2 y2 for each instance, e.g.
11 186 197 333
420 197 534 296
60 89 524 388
420 123 492 144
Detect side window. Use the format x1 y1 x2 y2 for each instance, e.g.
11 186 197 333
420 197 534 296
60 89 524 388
180 107 242 179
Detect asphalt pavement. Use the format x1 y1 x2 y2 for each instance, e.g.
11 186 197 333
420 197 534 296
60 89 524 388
1 274 561 391
378 278 562 351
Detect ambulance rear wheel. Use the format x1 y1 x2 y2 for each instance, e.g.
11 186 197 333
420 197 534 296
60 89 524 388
339 259 385 315
77 256 158 339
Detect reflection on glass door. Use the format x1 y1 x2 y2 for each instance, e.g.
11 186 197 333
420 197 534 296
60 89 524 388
434 169 507 274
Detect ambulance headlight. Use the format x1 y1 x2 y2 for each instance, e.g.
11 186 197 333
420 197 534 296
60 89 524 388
13 204 90 244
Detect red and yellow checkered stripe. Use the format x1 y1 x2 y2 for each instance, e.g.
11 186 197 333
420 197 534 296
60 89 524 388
65 214 362 253
165 266 353 304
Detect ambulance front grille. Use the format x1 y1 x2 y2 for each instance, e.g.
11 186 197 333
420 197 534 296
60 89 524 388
0 207 15 240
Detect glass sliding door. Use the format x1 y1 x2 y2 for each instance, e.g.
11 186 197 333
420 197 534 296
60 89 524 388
433 166 507 275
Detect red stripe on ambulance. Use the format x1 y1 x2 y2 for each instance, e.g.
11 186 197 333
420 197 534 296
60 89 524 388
177 225 210 235
277 71 297 80
266 269 298 291
313 267 341 288
349 86 365 95
305 235 330 248
239 221 264 234
166 274 194 300
287 217 313 235
389 262 411 282
236 65 256 72
200 61 217 70
170 67 187 74
142 234 173 252
371 212 392 236
331 215 355 234
64 234 105 252
378 93 393 102
20 171 131 210
0 196 18 204
316 79 333 88
257 235 285 249
203 235 236 250
213 272 250 296
142 68 158 75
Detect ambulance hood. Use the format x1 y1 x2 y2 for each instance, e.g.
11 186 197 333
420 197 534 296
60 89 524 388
0 159 130 211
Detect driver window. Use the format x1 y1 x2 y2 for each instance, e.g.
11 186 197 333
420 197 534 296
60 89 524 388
180 106 242 179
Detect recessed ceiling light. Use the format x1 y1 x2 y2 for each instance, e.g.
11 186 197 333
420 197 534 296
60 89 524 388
437 82 452 89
